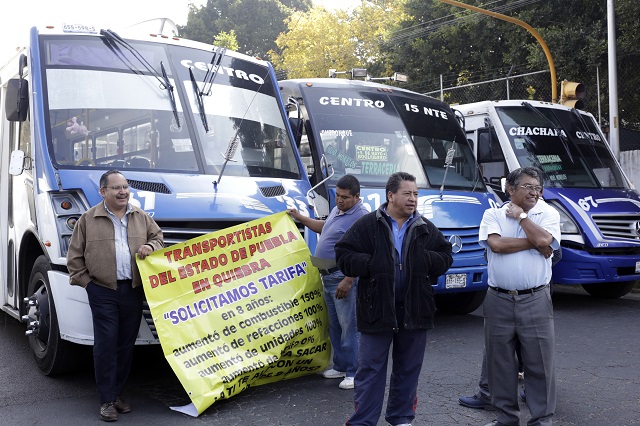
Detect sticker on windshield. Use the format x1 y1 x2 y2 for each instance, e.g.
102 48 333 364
361 162 399 175
508 126 566 137
62 23 98 34
541 164 563 172
514 138 526 150
575 131 603 142
549 174 567 182
355 145 387 161
536 155 561 164
319 97 385 109
320 129 353 137
172 139 194 152
325 144 357 169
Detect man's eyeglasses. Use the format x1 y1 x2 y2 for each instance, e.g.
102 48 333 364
103 185 129 191
518 184 543 193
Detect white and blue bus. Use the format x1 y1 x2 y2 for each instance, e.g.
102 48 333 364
458 100 640 299
280 78 496 315
0 23 313 375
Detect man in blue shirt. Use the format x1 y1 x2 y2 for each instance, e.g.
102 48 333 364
335 172 453 426
288 174 368 389
479 167 561 426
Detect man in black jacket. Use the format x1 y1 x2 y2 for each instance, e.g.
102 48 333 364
335 172 453 426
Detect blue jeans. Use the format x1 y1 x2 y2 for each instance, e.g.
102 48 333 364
322 271 359 377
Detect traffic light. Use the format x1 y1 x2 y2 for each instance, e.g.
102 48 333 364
559 80 585 109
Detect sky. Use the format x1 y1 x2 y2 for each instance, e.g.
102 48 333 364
0 0 360 65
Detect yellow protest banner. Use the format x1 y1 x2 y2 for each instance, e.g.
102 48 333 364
138 212 330 416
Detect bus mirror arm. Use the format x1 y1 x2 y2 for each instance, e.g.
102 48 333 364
306 154 334 203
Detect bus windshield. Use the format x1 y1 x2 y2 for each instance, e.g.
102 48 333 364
303 88 484 190
496 106 628 188
43 36 301 179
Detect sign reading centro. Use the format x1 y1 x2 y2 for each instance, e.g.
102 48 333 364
138 212 330 417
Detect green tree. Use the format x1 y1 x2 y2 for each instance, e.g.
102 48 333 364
180 0 311 57
271 0 407 79
386 0 640 127
213 30 240 51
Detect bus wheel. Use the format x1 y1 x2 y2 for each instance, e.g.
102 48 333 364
25 256 76 375
581 281 636 299
435 290 487 315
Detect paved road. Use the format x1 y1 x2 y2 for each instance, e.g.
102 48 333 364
1 285 639 425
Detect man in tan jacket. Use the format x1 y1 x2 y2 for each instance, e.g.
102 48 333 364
67 169 163 422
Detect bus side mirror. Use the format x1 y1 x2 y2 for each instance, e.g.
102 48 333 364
5 78 29 122
9 150 25 176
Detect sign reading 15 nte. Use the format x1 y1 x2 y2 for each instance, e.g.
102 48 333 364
138 212 330 416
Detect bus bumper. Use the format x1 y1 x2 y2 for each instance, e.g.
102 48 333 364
432 266 488 294
48 270 159 345
552 246 640 285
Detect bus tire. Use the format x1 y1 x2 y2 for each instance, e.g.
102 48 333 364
581 281 636 299
435 289 487 315
26 256 77 375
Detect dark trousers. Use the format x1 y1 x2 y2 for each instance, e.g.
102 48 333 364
347 328 428 426
86 281 143 404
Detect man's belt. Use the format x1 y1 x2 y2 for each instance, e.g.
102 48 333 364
318 266 340 276
489 284 547 295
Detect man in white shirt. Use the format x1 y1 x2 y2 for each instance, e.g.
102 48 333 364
479 167 561 426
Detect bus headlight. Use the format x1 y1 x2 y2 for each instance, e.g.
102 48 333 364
50 192 87 256
547 201 580 234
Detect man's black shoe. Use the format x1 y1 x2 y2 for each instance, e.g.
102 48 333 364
100 402 118 422
458 394 493 410
114 396 131 413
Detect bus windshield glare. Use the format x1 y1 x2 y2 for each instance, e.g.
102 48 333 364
43 36 301 179
496 106 627 189
303 89 484 190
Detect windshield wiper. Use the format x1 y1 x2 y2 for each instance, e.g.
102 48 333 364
568 108 607 169
521 101 573 163
160 61 180 128
190 47 226 133
190 68 207 132
100 29 180 128
439 144 456 198
213 68 267 189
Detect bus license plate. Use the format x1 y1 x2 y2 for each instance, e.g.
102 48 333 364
446 273 467 289
636 261 640 273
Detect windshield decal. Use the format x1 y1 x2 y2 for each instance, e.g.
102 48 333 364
575 131 603 142
180 60 265 85
324 144 357 168
318 97 385 109
355 145 387 161
536 155 561 164
361 162 399 175
320 129 353 137
508 126 567 137
402 103 449 120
